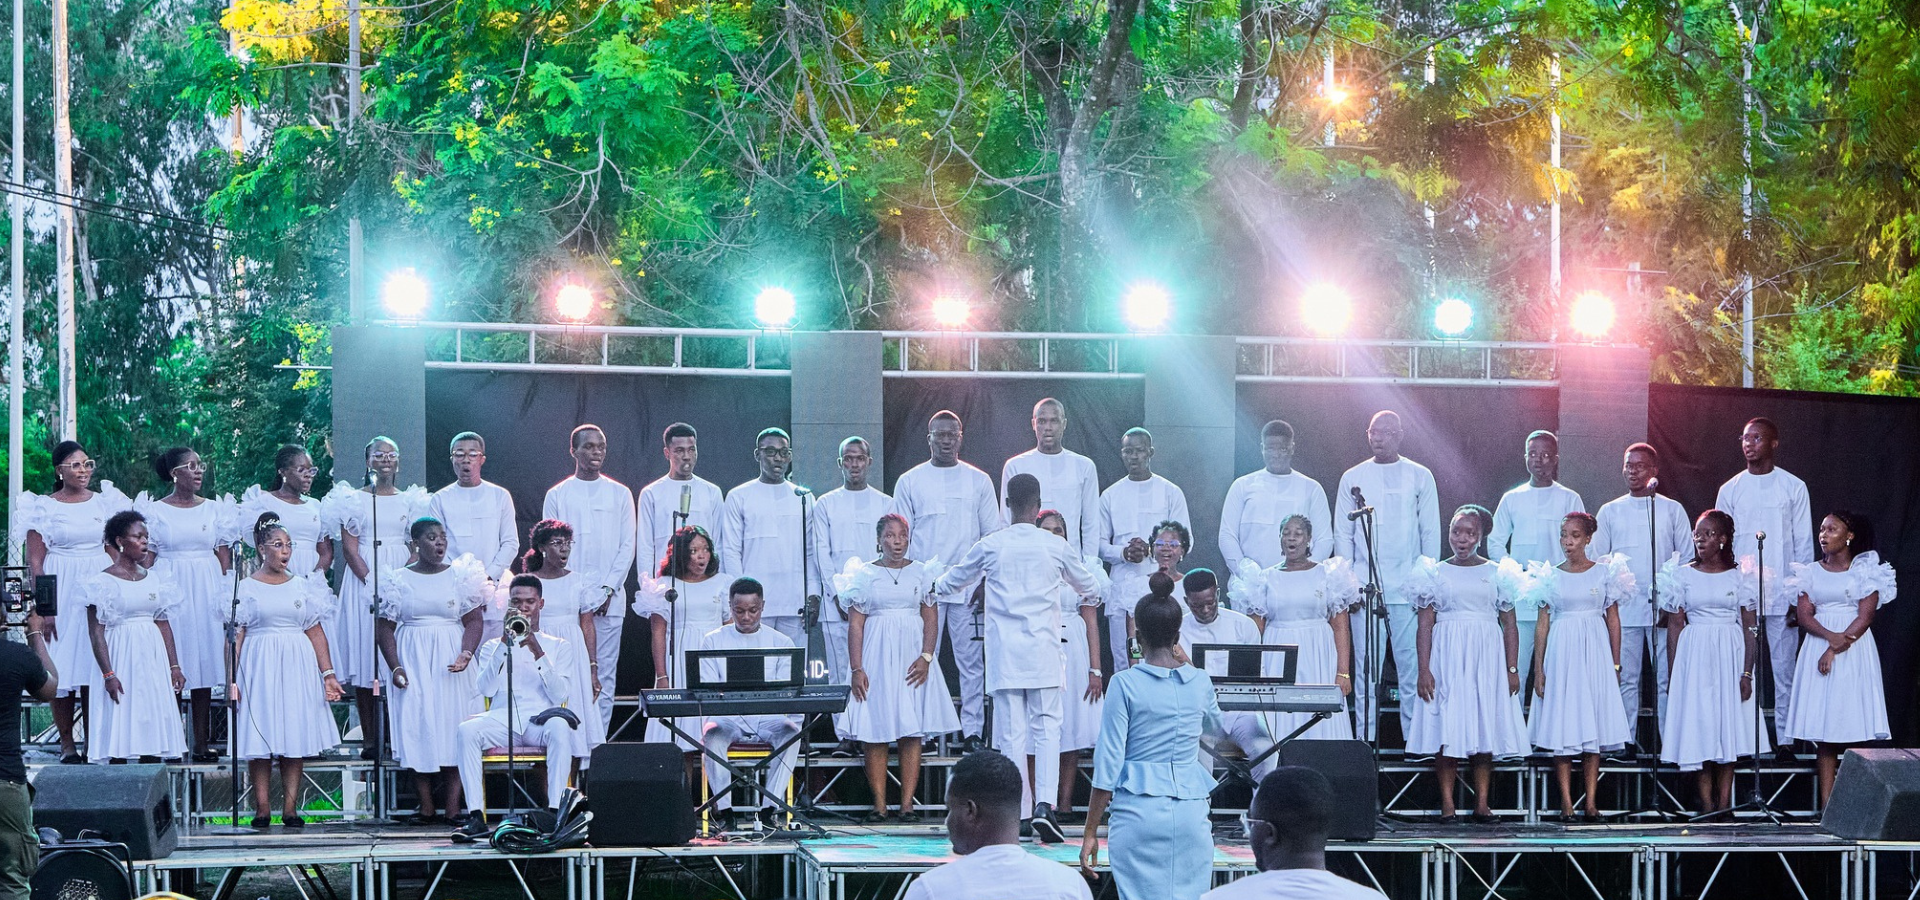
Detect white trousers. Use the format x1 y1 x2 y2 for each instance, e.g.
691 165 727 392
1205 711 1277 783
991 687 1061 813
1618 624 1670 739
942 603 986 736
702 715 802 811
1764 614 1797 745
822 620 851 736
1350 605 1419 741
1107 612 1131 674
457 712 573 812
593 610 624 728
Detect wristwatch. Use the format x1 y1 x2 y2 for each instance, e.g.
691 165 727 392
1507 665 1519 674
919 652 936 664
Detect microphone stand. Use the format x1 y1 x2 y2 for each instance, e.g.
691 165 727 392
1348 493 1396 832
364 486 395 824
792 481 825 817
1623 491 1685 821
213 540 252 835
1720 531 1784 824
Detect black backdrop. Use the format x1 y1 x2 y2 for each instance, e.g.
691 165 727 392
879 377 1145 495
1649 383 1920 744
1234 382 1561 522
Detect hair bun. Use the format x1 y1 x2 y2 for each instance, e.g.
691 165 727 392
1147 571 1176 599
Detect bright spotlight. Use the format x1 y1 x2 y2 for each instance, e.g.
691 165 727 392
755 287 796 328
1123 282 1172 331
1570 290 1616 339
382 268 430 319
1434 298 1474 337
555 282 594 322
932 296 971 328
1324 84 1351 105
1300 282 1353 336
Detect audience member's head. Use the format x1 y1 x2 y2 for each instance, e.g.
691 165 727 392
1248 766 1337 871
943 750 1024 855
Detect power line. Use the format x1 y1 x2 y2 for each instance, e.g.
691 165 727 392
0 181 228 242
0 177 232 236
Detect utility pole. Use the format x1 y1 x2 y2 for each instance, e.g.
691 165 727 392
1730 0 1756 387
1322 45 1336 148
8 0 25 548
53 0 74 439
1549 54 1562 339
347 0 365 319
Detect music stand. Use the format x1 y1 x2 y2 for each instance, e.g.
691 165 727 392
1193 643 1334 788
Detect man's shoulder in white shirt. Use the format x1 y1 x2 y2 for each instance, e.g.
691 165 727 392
1201 868 1387 900
823 485 891 505
903 844 1092 900
699 624 795 650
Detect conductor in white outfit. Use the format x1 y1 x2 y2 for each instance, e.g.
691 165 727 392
1333 411 1442 742
889 411 1000 750
453 575 582 839
1489 430 1585 693
812 436 892 754
1099 428 1190 672
720 429 811 645
697 579 802 832
636 423 726 574
934 474 1103 844
1001 398 1101 554
541 424 635 726
904 750 1094 900
1221 420 1333 570
1176 569 1278 783
1713 416 1815 750
1592 443 1691 747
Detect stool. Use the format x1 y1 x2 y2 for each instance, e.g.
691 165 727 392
482 746 551 810
700 741 793 831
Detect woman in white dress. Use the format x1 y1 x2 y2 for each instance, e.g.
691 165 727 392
839 513 959 823
136 446 235 762
1407 504 1529 823
1236 514 1357 742
80 510 187 763
231 513 344 828
1118 521 1189 663
1037 510 1107 818
376 518 487 824
1784 510 1896 808
1525 512 1634 822
638 526 732 749
1659 509 1758 817
326 436 430 759
239 446 337 668
12 440 131 762
518 519 604 761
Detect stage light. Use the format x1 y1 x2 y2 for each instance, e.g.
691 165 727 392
755 287 796 328
1324 84 1351 105
1571 290 1616 339
382 268 430 319
1434 298 1474 337
554 282 594 322
932 296 971 328
1123 282 1172 331
1300 282 1353 336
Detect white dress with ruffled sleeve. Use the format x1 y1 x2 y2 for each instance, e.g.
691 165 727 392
1783 554 1895 744
324 484 430 688
136 492 238 690
382 557 489 771
80 570 188 761
1524 556 1635 754
838 559 960 743
1659 559 1760 771
10 483 133 685
232 575 342 759
1235 557 1359 741
1403 558 1531 758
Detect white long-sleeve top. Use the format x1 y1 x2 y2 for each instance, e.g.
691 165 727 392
1714 467 1815 609
542 475 636 604
635 475 724 577
933 523 1103 692
1178 606 1263 663
1219 469 1334 569
1490 481 1585 621
1099 474 1190 614
696 623 798 687
720 479 810 618
430 480 519 579
1333 459 1442 604
1592 492 1693 628
889 461 999 589
809 485 892 621
1000 448 1101 554
474 633 576 732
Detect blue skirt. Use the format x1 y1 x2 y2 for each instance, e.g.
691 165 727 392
1108 792 1212 900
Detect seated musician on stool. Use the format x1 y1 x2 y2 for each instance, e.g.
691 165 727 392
699 578 802 832
452 575 583 840
905 750 1093 900
1176 569 1278 786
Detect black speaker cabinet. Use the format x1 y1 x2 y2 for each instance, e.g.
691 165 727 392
1268 739 1378 841
32 764 175 860
587 743 696 846
32 840 133 900
1822 748 1920 840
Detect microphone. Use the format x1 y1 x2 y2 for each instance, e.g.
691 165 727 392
1351 486 1365 506
678 485 691 517
1346 486 1372 521
1756 531 1766 541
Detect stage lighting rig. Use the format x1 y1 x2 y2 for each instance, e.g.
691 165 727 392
1300 282 1354 336
381 269 430 319
755 287 796 328
1123 282 1171 331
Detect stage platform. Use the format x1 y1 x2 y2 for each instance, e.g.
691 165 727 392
120 818 1920 900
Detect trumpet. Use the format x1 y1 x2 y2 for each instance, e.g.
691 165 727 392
504 610 532 641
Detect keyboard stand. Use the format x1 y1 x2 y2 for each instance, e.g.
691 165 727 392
655 711 832 837
1206 709 1333 797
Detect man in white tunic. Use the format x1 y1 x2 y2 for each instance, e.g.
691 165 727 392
1221 420 1333 570
541 424 635 728
1333 411 1441 743
1176 570 1277 783
811 436 892 753
1000 398 1100 554
1099 428 1190 671
1592 442 1691 749
1488 430 1585 693
431 432 519 629
697 581 803 831
889 411 1000 749
1198 767 1388 900
903 750 1093 900
453 576 582 839
934 474 1102 843
636 423 725 576
1713 416 1814 750
720 428 811 645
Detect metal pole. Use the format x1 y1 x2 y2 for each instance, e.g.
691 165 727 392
1549 54 1562 339
1322 45 1335 148
347 0 364 320
52 0 74 440
8 0 24 551
1731 0 1756 387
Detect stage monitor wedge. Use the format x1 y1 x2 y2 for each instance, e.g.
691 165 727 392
1267 739 1378 842
587 743 697 846
1822 748 1920 841
31 764 175 860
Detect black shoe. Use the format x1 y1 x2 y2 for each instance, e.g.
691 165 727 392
709 810 737 834
859 810 890 825
1470 811 1498 825
450 813 490 843
897 810 923 824
1773 744 1799 762
359 745 380 761
283 814 307 828
1019 818 1033 840
832 740 860 758
1436 814 1460 825
958 734 988 755
250 815 271 829
1605 745 1636 763
1581 811 1604 825
757 808 780 831
191 749 220 764
1031 803 1066 844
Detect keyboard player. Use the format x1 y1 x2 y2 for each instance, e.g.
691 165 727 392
697 578 802 831
1174 570 1278 784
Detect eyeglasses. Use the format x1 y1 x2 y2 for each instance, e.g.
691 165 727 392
543 538 574 548
1151 539 1184 549
261 540 293 550
758 447 793 459
287 466 320 477
171 461 207 473
369 451 399 462
58 460 96 471
451 451 483 461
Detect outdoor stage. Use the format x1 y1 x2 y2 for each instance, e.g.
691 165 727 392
127 818 1920 900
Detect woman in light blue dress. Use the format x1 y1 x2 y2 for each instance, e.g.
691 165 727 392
1079 572 1222 900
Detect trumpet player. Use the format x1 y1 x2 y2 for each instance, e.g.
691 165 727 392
453 575 586 840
